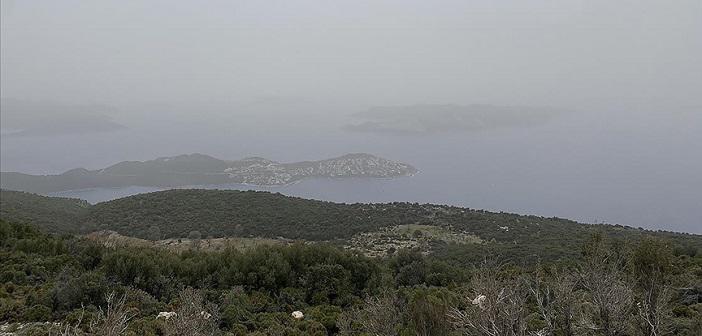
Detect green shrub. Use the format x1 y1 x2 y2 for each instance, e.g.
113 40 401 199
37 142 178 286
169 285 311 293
23 304 52 321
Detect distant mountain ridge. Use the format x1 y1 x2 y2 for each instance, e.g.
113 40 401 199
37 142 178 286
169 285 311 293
0 153 417 193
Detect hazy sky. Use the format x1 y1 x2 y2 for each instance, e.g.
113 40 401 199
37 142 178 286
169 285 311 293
2 1 701 233
2 0 701 111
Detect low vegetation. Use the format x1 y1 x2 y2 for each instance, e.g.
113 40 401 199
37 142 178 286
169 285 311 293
85 230 288 253
1 189 701 335
2 189 701 264
1 216 701 335
346 224 482 257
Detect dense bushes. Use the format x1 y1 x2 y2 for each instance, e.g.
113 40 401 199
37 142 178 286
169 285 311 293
0 219 389 334
0 190 89 234
1 213 702 335
3 189 702 265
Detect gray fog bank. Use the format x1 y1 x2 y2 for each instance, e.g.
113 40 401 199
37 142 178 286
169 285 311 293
1 1 701 233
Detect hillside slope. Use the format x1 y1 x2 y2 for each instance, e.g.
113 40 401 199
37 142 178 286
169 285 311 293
2 189 700 263
0 190 90 233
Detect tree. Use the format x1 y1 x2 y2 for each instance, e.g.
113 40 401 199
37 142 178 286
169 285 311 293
48 292 135 336
162 288 219 336
629 237 675 336
188 230 202 240
526 267 579 336
576 233 635 336
148 226 161 241
304 264 353 305
390 249 427 287
406 287 454 336
188 230 202 249
448 262 528 336
337 290 403 336
89 292 136 336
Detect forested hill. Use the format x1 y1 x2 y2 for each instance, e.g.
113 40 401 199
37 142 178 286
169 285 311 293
2 189 701 262
0 190 90 233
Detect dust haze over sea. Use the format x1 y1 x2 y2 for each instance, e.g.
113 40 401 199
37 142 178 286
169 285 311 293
1 1 701 233
2 101 701 234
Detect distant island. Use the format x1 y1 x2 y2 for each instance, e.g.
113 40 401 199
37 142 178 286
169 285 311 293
0 99 126 137
343 104 563 135
0 153 417 193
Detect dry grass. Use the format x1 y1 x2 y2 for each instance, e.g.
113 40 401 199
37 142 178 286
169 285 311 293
84 230 288 252
345 224 483 257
